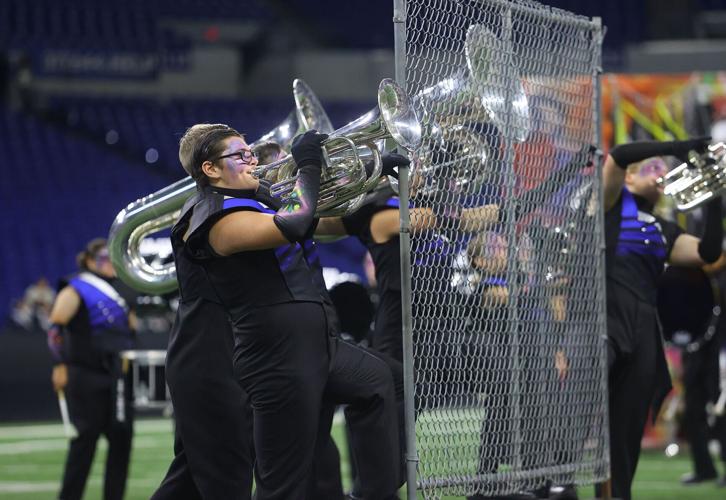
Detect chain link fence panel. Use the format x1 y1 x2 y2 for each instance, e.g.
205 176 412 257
403 0 608 497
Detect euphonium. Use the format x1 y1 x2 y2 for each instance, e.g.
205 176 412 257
388 24 530 195
412 24 530 147
108 79 334 294
254 78 422 216
658 142 726 211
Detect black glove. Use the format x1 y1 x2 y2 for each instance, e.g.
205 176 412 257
291 130 329 170
610 137 711 169
364 152 411 180
669 136 711 163
698 197 723 264
273 147 324 242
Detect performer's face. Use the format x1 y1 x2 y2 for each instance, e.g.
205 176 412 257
626 157 668 204
469 231 508 274
208 136 260 191
89 247 116 278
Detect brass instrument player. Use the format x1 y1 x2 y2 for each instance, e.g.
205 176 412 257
599 138 722 500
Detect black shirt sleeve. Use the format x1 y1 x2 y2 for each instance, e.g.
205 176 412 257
342 202 381 239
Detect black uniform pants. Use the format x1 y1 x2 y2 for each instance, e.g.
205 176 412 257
602 296 661 500
371 292 403 362
59 365 133 500
150 381 253 500
151 299 255 500
313 340 403 499
234 302 331 500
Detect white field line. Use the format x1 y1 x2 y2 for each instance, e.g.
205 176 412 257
0 435 170 455
0 476 163 493
0 418 172 440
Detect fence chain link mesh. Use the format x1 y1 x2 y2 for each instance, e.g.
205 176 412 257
403 0 608 497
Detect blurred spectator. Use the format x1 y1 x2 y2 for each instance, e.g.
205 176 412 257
8 277 56 331
8 52 34 112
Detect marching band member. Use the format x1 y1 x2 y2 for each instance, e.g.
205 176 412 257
152 124 254 500
600 138 722 500
47 238 137 500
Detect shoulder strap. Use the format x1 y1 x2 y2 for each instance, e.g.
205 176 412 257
75 272 129 313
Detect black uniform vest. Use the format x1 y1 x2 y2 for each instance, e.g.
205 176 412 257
180 186 321 334
65 272 133 370
343 188 402 293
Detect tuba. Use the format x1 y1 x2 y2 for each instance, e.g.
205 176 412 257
253 78 421 216
658 142 726 211
109 79 334 295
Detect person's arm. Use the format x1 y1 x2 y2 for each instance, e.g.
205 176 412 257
603 138 711 212
368 204 500 244
209 131 327 255
315 216 347 237
602 154 626 212
47 286 81 392
668 199 723 267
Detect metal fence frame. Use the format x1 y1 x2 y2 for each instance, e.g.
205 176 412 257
393 1 607 498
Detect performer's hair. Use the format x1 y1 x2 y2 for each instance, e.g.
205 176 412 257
253 141 283 165
76 238 107 270
179 124 242 187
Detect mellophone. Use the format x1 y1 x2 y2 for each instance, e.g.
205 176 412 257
120 350 170 410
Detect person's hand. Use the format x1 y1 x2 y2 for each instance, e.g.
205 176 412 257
364 152 411 179
670 136 711 162
52 364 68 392
555 350 569 382
291 130 329 170
380 152 410 179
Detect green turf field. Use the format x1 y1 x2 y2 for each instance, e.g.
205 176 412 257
0 418 723 499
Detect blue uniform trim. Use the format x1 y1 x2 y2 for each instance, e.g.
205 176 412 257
483 276 507 287
222 196 307 273
274 242 303 272
615 189 667 260
223 197 275 214
385 196 415 209
69 277 130 333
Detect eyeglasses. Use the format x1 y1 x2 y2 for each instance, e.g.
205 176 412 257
213 149 258 165
638 158 669 178
94 249 110 263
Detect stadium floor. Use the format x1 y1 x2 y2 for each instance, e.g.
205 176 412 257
0 418 723 499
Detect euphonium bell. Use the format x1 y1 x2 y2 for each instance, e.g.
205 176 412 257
658 142 726 211
412 24 530 147
391 24 530 196
252 79 334 152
